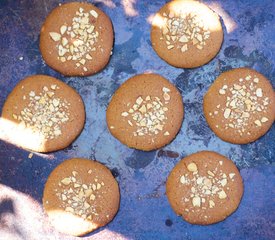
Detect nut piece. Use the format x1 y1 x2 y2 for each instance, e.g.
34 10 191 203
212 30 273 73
60 25 67 35
136 96 143 105
49 32 61 41
254 120 262 127
167 44 174 50
90 10 98 18
192 196 201 207
181 44 188 52
180 175 186 184
163 93 170 101
179 35 188 43
90 194 96 201
65 207 74 213
61 177 71 185
223 108 231 119
187 163 198 172
207 171 215 177
220 178 227 187
164 131 170 136
229 173 235 179
209 200 215 208
261 117 268 123
218 190 227 199
255 88 263 97
121 112 129 117
162 87 170 93
219 89 226 95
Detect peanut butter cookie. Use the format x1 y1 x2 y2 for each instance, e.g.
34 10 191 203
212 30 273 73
40 2 114 76
106 73 184 151
151 0 223 68
166 151 243 225
204 68 275 144
43 158 120 236
1 75 85 152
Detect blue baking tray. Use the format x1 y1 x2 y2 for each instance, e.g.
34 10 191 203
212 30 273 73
0 0 274 239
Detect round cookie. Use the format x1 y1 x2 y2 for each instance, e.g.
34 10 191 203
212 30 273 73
204 68 275 144
166 151 243 225
1 75 85 152
40 2 113 76
151 0 223 68
43 158 120 236
106 73 184 151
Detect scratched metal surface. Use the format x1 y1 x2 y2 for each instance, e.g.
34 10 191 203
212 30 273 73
0 0 274 239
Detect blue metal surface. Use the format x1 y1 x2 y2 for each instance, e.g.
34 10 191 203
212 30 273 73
0 0 274 239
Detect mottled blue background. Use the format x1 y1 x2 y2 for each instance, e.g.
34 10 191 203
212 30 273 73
0 0 274 240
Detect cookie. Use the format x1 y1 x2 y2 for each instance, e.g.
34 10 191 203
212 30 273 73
40 2 113 76
106 73 184 151
1 75 85 152
151 0 223 68
166 151 243 225
204 68 275 144
43 158 120 236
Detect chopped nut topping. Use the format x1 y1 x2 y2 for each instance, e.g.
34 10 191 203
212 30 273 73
60 25 67 35
254 120 262 127
229 173 235 179
223 108 231 119
218 190 227 199
212 75 270 135
209 200 215 208
61 178 71 185
261 117 268 123
12 85 69 140
187 163 197 172
90 10 98 18
207 170 215 177
192 196 201 207
164 131 170 136
49 7 100 72
220 178 227 187
219 89 226 95
255 88 263 97
180 175 186 184
160 12 210 52
57 171 105 219
121 112 129 117
179 160 235 210
121 88 171 137
49 32 61 41
162 87 170 93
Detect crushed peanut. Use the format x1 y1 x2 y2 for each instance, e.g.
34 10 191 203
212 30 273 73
180 160 236 211
210 75 270 135
56 170 105 219
49 7 99 72
120 87 171 137
160 11 210 52
12 85 70 140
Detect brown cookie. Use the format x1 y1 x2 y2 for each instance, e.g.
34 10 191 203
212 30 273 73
151 0 223 68
204 68 275 144
1 75 85 152
43 158 120 236
40 2 113 76
106 73 184 151
166 151 243 225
